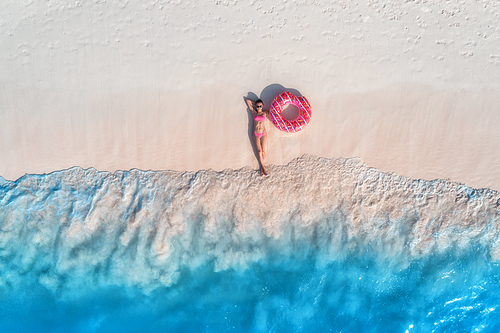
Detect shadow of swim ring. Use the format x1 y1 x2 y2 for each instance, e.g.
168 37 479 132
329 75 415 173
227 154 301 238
269 91 312 133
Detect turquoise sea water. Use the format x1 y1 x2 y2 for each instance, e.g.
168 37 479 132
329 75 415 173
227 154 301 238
1 156 499 332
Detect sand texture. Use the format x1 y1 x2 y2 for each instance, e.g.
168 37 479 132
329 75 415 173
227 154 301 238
1 0 499 189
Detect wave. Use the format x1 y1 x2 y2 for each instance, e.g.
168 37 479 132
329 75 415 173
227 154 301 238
0 154 499 295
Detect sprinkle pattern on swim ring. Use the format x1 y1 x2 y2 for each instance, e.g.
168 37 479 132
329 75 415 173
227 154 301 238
269 91 312 133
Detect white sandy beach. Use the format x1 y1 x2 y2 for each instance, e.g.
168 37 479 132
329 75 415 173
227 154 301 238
1 0 499 189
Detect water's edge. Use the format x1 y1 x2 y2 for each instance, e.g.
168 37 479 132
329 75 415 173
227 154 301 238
1 154 500 331
0 154 498 292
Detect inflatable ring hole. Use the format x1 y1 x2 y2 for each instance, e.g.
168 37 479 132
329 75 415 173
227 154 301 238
282 103 300 121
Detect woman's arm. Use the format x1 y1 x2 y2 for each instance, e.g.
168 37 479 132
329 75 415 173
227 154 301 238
245 98 256 113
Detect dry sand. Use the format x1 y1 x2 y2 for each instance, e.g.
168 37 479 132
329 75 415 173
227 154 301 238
1 0 499 189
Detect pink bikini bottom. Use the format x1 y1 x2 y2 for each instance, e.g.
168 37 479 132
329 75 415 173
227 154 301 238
254 132 266 138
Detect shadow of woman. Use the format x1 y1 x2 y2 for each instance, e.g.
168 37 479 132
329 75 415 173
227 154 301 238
243 92 261 168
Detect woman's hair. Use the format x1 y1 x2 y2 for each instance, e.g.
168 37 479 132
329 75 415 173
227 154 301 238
255 99 264 105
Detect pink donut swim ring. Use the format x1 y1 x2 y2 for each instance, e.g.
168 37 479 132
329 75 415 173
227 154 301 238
269 91 312 133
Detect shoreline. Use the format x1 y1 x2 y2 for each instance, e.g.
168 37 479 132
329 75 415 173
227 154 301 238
2 154 498 194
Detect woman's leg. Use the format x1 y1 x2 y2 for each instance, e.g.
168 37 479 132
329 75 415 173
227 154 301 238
260 133 268 175
261 134 268 174
254 133 268 175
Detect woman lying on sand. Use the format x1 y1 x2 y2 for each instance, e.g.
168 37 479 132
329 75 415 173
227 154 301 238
246 98 269 176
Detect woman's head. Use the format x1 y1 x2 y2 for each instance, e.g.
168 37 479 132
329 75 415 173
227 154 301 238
255 99 264 109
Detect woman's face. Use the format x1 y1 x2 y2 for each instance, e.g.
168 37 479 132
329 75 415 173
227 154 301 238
256 103 264 110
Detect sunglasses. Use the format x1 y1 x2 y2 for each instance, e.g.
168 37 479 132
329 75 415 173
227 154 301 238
256 105 263 108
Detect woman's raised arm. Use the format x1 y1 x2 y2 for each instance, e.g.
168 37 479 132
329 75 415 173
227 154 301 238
245 98 256 113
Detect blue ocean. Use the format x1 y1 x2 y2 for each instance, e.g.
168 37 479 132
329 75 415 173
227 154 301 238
1 155 499 332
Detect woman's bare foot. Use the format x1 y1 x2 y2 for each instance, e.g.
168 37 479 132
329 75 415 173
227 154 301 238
261 165 269 176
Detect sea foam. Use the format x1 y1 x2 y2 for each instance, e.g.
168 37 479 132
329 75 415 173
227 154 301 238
1 154 498 294
2 155 500 332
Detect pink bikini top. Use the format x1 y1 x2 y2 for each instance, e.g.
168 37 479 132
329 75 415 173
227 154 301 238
253 115 265 122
